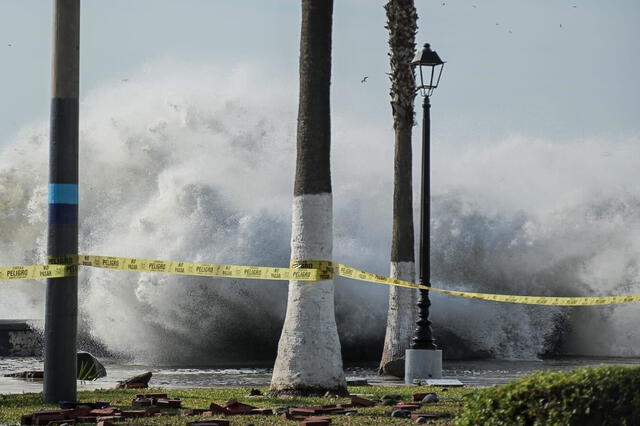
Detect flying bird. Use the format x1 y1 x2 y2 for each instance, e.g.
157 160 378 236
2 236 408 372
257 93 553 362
121 78 129 82
361 76 368 84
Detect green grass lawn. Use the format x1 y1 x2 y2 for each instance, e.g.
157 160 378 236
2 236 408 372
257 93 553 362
0 385 473 425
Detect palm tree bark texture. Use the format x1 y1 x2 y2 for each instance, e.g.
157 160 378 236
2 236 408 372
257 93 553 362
379 0 419 376
270 0 347 396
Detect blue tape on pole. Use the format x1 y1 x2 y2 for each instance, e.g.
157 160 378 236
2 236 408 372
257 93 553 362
48 183 78 204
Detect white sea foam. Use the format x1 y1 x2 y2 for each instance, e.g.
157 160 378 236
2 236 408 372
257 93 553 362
0 63 639 362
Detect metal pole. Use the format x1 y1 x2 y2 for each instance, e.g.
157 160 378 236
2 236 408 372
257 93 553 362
411 95 436 350
44 0 80 403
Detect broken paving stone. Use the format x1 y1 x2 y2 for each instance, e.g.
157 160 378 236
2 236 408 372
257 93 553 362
390 409 412 419
381 394 402 401
421 393 439 403
116 372 152 389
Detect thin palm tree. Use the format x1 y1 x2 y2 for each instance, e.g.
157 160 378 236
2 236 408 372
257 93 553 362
379 0 419 376
270 0 347 396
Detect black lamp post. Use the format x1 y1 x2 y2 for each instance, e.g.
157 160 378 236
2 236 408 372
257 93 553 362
411 43 445 351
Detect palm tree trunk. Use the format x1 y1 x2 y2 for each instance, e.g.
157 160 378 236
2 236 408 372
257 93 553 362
270 0 346 396
379 0 419 376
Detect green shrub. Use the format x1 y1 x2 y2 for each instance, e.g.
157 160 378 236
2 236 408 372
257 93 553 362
456 365 640 426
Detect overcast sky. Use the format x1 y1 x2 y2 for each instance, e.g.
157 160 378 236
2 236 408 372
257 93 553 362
0 0 638 149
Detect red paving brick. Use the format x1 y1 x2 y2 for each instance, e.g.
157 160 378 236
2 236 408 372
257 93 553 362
393 403 422 410
350 395 376 407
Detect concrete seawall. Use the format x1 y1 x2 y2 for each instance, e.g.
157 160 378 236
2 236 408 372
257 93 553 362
0 320 43 356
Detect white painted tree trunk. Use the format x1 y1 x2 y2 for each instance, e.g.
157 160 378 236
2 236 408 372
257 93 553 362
270 193 346 393
379 261 417 373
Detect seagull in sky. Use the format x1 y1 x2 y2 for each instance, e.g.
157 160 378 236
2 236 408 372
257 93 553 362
361 76 368 84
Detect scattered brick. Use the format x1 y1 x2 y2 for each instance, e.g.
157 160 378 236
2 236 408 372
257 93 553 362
208 403 228 415
155 398 181 408
68 406 93 419
299 416 332 426
412 393 429 402
221 399 256 414
350 395 376 407
289 406 322 415
393 403 422 410
89 408 118 416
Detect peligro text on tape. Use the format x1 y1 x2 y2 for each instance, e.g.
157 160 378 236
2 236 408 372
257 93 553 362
0 264 75 281
79 255 320 281
1 255 639 306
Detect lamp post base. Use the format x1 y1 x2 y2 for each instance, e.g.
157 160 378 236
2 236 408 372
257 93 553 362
404 349 442 384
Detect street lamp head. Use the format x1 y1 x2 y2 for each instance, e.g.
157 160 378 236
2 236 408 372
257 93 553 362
412 43 445 97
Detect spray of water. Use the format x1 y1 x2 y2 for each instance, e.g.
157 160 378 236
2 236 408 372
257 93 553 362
1 63 639 363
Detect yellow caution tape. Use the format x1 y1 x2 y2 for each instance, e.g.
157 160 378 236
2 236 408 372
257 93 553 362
0 264 75 281
1 255 639 306
79 255 321 281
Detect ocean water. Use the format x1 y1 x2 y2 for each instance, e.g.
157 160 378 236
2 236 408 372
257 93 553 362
2 357 640 394
1 64 640 366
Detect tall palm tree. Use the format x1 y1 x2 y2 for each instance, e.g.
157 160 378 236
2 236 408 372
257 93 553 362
270 0 347 396
379 0 419 376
